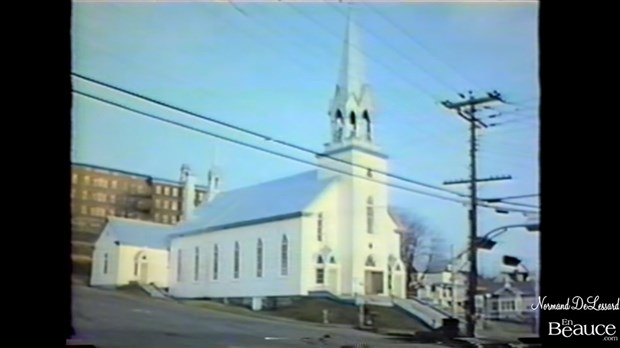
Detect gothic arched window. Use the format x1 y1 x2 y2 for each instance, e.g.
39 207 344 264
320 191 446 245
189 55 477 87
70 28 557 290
194 246 200 281
257 239 263 278
281 235 289 276
213 244 219 280
233 242 240 279
367 196 374 234
365 255 376 267
177 249 183 282
317 213 323 242
349 111 357 136
363 110 372 140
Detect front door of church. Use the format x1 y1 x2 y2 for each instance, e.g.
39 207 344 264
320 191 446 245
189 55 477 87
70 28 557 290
365 271 384 295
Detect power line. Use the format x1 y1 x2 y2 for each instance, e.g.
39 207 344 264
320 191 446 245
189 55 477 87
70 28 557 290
72 87 538 216
73 72 537 212
72 73 465 198
281 1 444 103
72 89 465 203
361 2 482 93
493 193 538 201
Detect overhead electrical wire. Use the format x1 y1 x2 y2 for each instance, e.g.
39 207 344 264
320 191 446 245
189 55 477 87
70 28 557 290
73 72 538 213
72 85 538 215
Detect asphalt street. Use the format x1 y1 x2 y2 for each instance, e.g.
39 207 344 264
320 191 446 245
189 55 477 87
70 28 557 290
71 285 449 348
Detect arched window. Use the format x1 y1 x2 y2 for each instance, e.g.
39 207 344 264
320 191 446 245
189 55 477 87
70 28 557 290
103 253 108 274
362 110 370 122
233 242 240 279
281 235 289 276
335 109 344 142
177 249 183 282
316 255 325 285
316 268 325 284
317 213 323 242
213 244 218 280
194 246 200 281
329 256 336 264
349 111 357 136
365 255 376 267
257 239 263 278
367 197 374 234
363 110 371 140
133 252 145 277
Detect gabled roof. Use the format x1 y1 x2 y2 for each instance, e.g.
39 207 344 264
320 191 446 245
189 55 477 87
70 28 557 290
172 170 337 237
510 280 536 296
477 278 536 297
104 217 175 250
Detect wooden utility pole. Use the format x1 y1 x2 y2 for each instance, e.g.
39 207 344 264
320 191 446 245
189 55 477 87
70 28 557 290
441 91 507 337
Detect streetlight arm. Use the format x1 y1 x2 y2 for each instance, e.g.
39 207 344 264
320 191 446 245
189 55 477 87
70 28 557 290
484 222 539 240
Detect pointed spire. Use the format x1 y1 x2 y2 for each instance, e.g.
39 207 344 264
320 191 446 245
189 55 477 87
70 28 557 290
327 6 375 146
337 8 367 101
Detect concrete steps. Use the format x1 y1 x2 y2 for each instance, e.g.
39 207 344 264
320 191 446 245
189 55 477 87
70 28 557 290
139 283 170 299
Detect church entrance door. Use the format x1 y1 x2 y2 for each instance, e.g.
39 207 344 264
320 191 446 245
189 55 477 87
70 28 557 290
364 271 384 295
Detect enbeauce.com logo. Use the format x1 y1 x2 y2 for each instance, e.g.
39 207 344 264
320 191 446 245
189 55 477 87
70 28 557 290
532 296 619 342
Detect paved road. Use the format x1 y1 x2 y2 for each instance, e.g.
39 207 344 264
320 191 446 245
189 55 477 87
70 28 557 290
71 285 448 348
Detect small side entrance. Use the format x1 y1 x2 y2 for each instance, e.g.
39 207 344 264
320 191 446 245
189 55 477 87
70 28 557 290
139 262 149 284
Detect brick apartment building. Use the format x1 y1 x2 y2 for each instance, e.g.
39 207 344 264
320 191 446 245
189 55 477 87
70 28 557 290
71 162 209 276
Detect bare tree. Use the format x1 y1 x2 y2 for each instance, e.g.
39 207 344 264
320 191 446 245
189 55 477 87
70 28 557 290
390 207 449 296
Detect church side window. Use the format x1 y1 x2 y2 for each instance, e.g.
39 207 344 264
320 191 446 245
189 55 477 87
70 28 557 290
316 255 325 284
103 253 108 274
281 235 289 276
317 213 323 242
257 239 263 278
194 246 200 282
367 197 374 234
177 249 183 282
316 268 325 284
233 242 240 279
213 244 219 280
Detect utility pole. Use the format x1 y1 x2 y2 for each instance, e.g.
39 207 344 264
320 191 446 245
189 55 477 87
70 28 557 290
441 91 507 337
450 245 458 316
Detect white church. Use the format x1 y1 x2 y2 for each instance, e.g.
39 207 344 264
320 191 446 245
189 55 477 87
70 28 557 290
90 14 408 307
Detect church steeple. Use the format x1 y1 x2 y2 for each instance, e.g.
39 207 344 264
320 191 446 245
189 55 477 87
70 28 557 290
328 9 375 146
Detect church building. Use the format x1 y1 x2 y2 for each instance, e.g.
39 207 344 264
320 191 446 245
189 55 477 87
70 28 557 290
89 13 408 307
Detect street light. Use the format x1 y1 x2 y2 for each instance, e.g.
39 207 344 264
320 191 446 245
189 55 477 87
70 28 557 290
456 221 539 337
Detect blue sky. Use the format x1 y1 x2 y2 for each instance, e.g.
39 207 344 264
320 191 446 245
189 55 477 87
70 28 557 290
71 1 539 276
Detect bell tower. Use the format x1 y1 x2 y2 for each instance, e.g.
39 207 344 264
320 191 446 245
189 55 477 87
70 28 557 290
316 8 391 297
327 10 375 147
318 9 388 181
